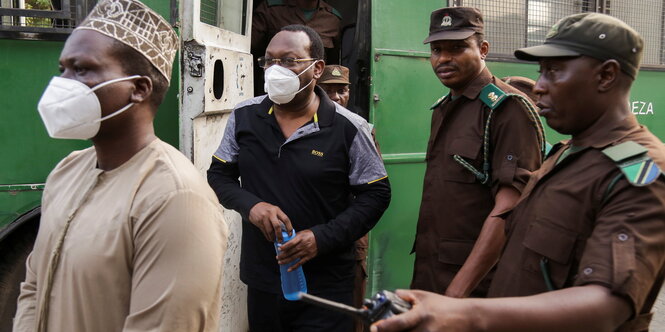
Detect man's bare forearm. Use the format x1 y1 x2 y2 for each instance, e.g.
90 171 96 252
372 285 632 332
470 286 631 332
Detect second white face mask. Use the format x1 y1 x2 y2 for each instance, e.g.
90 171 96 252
37 75 139 140
264 61 316 105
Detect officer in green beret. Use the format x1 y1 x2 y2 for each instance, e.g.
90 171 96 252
372 12 665 332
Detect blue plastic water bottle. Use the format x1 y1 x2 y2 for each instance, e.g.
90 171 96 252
274 229 308 300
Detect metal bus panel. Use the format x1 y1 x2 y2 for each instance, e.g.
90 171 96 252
368 0 448 294
628 71 665 137
0 39 86 227
180 0 253 330
369 51 439 294
0 190 42 228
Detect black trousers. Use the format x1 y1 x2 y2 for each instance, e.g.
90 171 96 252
247 287 354 332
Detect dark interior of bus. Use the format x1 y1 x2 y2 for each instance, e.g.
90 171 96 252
252 0 371 120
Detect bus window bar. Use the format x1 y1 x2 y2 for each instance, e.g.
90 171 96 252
0 0 79 34
0 8 72 19
0 25 73 33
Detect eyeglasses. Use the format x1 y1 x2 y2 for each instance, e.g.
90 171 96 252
257 57 318 68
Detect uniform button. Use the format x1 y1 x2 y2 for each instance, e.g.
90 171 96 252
506 155 514 161
618 233 629 241
583 267 593 275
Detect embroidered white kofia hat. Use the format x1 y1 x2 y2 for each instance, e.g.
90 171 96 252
75 0 178 82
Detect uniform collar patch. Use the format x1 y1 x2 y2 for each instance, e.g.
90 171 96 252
430 94 448 110
479 83 507 110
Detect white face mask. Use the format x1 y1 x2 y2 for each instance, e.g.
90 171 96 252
264 61 317 105
37 75 140 140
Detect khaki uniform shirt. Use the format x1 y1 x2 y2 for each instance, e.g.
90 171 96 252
489 116 665 331
252 0 341 50
13 139 228 332
411 68 542 296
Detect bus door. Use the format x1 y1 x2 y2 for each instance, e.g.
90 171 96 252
366 0 448 294
179 0 253 330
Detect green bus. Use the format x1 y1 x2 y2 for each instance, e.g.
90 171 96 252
1 0 664 330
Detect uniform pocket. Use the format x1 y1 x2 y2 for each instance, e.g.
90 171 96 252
444 137 482 183
522 219 578 288
437 238 475 266
450 137 482 159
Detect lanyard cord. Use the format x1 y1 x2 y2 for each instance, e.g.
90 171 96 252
513 93 547 160
453 94 546 185
540 257 557 291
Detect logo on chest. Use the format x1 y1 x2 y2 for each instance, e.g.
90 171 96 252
311 149 324 157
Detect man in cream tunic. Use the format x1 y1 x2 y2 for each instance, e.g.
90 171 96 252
13 1 228 331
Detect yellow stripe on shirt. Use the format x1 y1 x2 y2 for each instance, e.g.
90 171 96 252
367 175 388 184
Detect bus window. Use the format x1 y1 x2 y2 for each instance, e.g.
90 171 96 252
0 0 95 40
608 0 664 66
461 0 665 67
200 0 248 35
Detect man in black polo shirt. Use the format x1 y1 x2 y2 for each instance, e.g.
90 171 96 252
207 24 391 332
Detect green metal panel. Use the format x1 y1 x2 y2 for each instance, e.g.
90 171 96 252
627 71 665 139
200 0 218 26
155 65 180 148
127 0 180 151
0 39 86 227
368 0 448 294
0 191 43 227
0 39 89 185
0 0 180 229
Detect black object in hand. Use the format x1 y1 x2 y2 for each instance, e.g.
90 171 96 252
299 290 412 325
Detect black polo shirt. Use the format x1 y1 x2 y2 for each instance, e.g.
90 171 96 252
207 87 390 294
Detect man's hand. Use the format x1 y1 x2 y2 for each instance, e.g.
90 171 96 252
372 286 632 332
248 202 293 242
276 229 318 272
370 290 475 332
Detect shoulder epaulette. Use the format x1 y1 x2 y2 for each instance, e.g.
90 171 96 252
479 83 508 110
266 0 284 7
602 141 662 186
430 94 448 110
